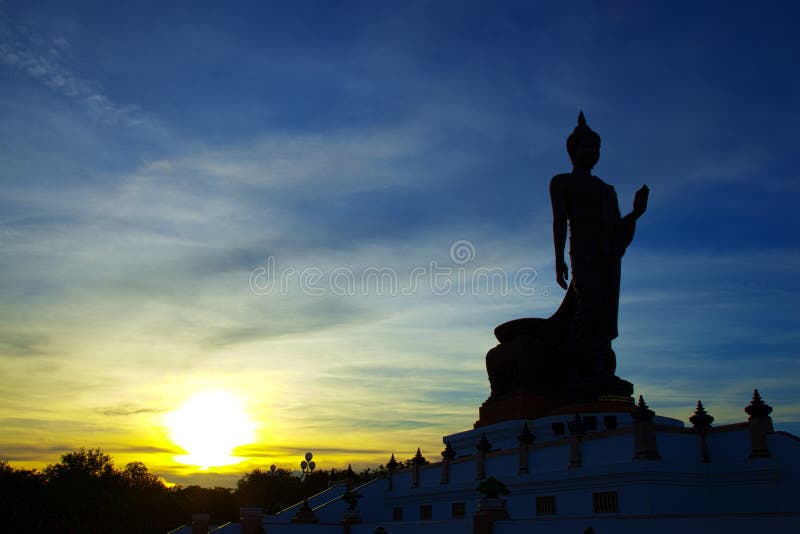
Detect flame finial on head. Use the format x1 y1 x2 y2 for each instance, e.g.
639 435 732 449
566 110 600 159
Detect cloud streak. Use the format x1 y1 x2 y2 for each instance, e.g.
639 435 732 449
0 16 147 126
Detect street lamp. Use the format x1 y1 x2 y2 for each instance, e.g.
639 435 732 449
265 464 278 514
300 452 316 480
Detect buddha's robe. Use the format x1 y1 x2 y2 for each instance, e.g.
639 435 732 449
549 173 637 350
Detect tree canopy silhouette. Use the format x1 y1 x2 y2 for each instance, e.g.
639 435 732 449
0 448 408 532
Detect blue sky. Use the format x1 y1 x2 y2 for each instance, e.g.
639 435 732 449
1 0 798 485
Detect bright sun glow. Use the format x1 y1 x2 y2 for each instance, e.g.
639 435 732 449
164 390 256 469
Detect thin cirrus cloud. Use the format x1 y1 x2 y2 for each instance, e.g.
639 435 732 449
0 17 147 126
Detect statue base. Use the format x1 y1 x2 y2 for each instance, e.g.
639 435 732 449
477 394 558 427
477 390 634 427
563 375 634 405
480 317 634 426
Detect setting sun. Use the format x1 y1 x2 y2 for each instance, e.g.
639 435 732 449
164 390 256 469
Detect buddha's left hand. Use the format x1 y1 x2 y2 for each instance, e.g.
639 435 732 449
633 185 649 217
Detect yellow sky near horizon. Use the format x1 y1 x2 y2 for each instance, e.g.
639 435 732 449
6 355 798 489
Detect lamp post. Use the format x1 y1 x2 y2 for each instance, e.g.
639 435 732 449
265 464 277 514
300 452 316 480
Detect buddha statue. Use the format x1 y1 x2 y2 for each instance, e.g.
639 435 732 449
482 112 648 417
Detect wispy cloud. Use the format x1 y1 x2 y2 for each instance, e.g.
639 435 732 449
101 405 169 417
0 16 148 126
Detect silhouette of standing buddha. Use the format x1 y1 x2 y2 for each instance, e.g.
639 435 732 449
550 112 649 363
480 113 649 423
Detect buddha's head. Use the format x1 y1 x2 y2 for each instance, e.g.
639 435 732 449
566 111 601 171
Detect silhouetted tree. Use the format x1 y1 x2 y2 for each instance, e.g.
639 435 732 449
0 450 408 532
122 461 163 488
170 485 238 525
355 464 387 482
118 462 170 533
2 449 179 533
236 467 303 513
41 448 122 533
0 460 45 532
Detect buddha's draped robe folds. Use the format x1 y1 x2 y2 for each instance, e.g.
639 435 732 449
549 173 638 350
